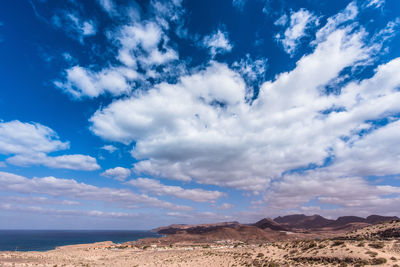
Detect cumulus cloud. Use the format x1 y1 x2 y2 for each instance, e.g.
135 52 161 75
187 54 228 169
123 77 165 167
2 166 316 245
127 178 224 202
275 8 318 55
56 4 181 99
7 153 100 171
232 54 268 87
202 29 233 57
0 120 69 154
0 171 191 211
55 66 137 98
0 120 100 170
101 145 117 153
101 167 131 181
87 1 400 213
261 169 400 217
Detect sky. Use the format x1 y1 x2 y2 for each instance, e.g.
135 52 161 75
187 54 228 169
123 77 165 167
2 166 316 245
0 0 400 230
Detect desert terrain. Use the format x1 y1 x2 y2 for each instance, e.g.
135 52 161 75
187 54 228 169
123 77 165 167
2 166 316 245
1 215 399 267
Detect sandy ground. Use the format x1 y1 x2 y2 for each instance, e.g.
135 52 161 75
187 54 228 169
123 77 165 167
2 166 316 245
1 238 400 267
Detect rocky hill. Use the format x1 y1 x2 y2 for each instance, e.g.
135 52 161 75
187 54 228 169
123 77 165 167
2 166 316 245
151 214 399 244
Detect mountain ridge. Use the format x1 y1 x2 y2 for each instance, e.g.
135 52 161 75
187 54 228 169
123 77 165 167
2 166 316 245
153 214 399 237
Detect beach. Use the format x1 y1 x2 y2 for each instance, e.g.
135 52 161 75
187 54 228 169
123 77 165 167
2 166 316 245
1 237 399 266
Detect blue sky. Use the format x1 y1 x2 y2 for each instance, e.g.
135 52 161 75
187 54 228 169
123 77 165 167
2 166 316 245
0 0 400 229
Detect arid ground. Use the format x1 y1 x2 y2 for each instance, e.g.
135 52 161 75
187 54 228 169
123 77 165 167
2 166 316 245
1 220 399 267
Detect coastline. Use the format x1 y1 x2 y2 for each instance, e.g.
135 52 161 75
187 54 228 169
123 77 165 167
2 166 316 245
1 220 399 266
0 230 160 252
1 236 399 266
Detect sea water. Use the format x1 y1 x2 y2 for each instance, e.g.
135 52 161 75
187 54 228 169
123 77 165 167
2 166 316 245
0 230 160 251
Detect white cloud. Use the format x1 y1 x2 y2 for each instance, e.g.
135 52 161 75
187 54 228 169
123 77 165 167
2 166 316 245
276 8 318 55
65 14 97 36
115 20 179 71
101 145 117 153
2 196 79 206
0 171 191 211
232 54 268 87
218 203 234 209
372 18 400 44
55 66 137 99
87 8 400 199
0 120 69 154
0 120 100 171
52 12 97 43
0 162 6 168
56 15 180 99
7 153 100 171
81 21 96 36
366 0 385 8
97 0 117 16
314 1 358 44
0 203 144 220
330 120 400 177
262 169 400 217
232 0 246 11
274 14 288 26
127 178 224 202
202 30 233 57
101 167 131 181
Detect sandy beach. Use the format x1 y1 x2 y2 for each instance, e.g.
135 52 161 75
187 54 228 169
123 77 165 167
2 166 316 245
1 237 399 266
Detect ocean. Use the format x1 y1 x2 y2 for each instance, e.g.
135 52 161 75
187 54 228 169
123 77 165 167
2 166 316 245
0 230 160 251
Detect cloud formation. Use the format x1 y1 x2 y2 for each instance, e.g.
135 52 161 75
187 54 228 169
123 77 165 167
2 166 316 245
127 178 224 202
275 8 318 55
101 167 131 181
202 29 233 57
87 2 400 220
0 171 191 211
0 120 99 171
55 1 182 99
12 0 400 223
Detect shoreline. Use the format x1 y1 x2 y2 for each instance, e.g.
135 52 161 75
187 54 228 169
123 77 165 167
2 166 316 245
1 237 399 266
1 221 399 266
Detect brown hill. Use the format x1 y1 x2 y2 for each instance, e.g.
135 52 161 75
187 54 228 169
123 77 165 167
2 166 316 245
345 219 400 239
273 214 334 229
143 224 289 245
366 215 399 224
327 216 366 228
253 218 287 231
271 214 399 230
152 214 399 245
153 221 240 235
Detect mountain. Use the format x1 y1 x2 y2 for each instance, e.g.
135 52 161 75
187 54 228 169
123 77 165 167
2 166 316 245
327 216 366 228
366 215 399 224
253 218 287 231
151 214 400 245
271 214 399 230
273 214 334 229
153 221 240 235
